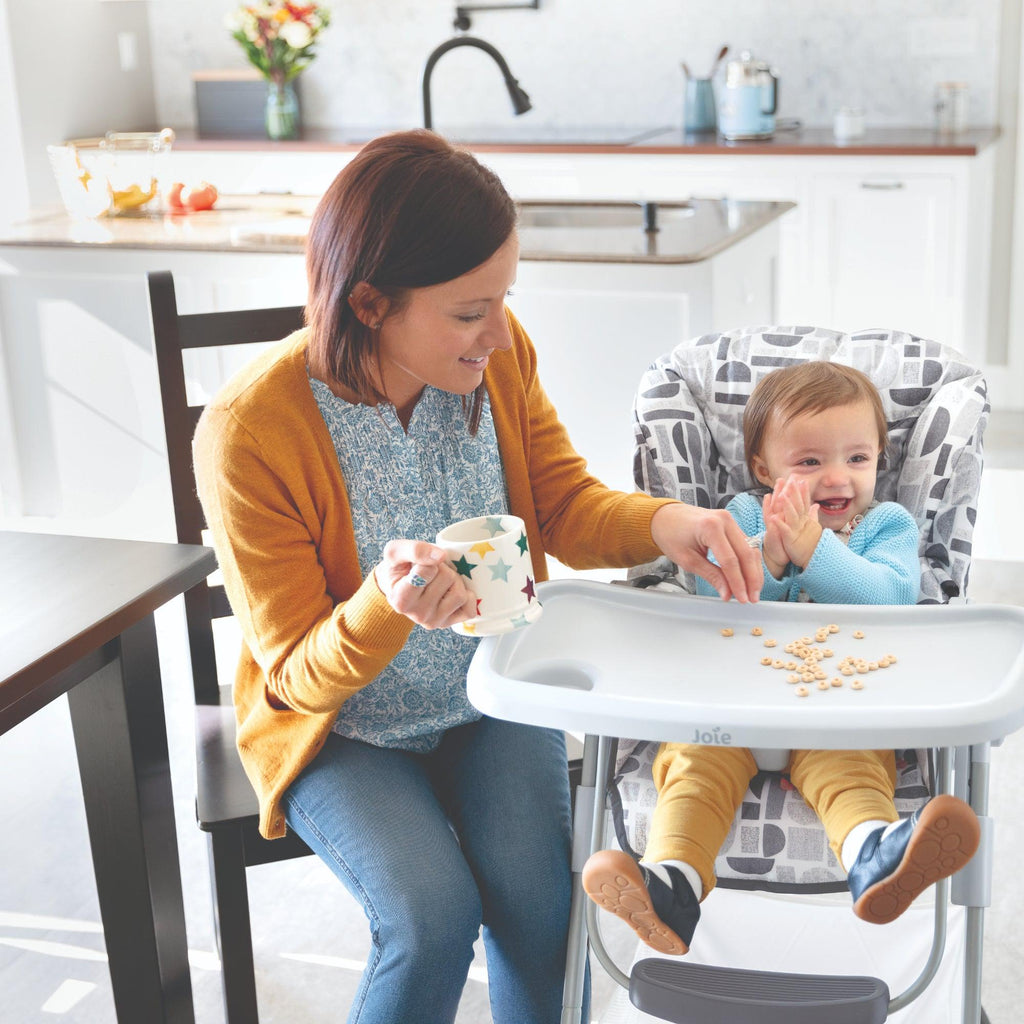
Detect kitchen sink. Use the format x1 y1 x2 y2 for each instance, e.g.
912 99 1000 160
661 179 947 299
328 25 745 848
516 200 694 231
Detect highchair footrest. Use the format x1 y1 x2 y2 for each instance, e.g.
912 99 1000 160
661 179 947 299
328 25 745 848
629 958 890 1024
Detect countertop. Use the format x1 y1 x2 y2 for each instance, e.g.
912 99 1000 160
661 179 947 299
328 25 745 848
172 124 1001 157
0 196 796 265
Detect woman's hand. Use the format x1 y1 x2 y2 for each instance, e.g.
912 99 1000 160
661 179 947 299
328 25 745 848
373 540 478 629
650 502 762 603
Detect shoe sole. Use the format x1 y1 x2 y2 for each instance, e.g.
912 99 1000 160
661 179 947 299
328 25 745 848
582 849 690 955
853 794 981 925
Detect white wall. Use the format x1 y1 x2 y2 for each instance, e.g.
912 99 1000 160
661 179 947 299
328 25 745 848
3 0 157 210
148 0 1001 134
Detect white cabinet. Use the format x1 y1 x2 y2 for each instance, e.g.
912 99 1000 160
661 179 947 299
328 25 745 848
807 171 956 342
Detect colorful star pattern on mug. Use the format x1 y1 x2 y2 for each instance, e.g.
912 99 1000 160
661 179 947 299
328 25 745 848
452 554 477 578
515 531 529 556
482 516 507 537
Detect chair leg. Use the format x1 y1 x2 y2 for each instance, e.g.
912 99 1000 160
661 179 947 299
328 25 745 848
207 829 260 1024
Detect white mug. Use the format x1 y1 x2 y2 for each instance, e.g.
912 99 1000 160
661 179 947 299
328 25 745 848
435 514 543 637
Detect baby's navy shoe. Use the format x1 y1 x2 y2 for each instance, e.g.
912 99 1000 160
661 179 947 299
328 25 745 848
848 794 980 925
582 849 700 955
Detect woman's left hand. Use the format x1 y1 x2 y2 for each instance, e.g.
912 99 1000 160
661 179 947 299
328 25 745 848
650 502 762 602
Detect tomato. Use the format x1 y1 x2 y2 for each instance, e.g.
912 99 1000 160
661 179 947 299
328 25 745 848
165 181 186 210
183 182 218 212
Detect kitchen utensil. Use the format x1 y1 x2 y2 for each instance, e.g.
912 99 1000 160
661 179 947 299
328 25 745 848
683 76 716 133
708 44 729 78
718 51 778 140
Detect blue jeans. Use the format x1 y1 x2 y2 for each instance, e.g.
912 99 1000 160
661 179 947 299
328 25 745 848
284 715 587 1024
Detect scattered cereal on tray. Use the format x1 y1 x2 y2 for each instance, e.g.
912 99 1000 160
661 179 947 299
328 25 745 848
852 630 865 639
720 627 734 637
751 627 764 636
795 685 810 697
763 639 777 648
851 679 865 690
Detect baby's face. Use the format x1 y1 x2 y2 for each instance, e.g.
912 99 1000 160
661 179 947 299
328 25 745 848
751 400 882 530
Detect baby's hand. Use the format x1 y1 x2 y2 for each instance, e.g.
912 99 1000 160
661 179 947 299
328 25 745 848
764 476 822 569
760 491 790 578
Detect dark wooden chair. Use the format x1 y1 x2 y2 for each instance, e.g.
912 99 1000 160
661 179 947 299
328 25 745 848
148 269 313 1024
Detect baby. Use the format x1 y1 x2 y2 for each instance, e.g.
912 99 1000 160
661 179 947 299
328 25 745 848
583 361 980 955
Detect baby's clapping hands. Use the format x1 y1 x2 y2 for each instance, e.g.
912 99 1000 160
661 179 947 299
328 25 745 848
761 475 823 577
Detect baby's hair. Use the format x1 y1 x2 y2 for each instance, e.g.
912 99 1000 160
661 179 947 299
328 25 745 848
743 362 888 481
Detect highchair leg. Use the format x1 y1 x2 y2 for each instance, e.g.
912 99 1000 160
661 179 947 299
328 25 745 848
562 733 596 1024
954 742 994 1024
562 734 618 1024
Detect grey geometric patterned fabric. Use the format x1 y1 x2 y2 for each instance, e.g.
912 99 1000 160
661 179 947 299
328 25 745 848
630 325 990 604
612 325 988 891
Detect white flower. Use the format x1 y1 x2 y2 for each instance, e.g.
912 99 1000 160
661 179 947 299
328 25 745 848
280 20 313 49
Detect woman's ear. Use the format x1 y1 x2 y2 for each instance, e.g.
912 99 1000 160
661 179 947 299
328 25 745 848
750 453 773 488
347 281 389 329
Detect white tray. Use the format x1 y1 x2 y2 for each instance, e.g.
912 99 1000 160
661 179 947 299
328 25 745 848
466 579 1024 748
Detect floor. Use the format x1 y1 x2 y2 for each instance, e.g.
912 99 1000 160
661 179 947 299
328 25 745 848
1 410 1022 1024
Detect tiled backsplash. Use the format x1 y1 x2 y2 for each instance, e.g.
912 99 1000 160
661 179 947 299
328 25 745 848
149 0 1000 135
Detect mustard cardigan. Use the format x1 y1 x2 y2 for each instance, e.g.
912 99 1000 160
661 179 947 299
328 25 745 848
194 309 671 839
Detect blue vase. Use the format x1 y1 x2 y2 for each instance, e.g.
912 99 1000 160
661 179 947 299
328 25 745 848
265 80 300 141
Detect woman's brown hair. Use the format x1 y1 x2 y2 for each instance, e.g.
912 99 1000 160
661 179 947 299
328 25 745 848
305 130 517 432
743 361 889 481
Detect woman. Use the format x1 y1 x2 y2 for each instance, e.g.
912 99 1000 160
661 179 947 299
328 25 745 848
194 129 761 1023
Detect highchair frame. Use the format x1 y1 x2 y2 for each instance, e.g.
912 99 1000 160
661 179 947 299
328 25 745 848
469 324 1008 1023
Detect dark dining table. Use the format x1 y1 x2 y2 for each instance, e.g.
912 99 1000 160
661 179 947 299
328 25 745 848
0 530 217 1024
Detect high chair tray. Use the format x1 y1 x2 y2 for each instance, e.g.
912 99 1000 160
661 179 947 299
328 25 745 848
466 580 1024 748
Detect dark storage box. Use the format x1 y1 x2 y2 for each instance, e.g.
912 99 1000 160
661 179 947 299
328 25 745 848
193 70 301 139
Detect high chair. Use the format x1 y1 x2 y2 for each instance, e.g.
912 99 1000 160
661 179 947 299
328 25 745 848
467 326 1024 1024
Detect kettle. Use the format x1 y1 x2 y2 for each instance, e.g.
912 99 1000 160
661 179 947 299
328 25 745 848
718 51 778 140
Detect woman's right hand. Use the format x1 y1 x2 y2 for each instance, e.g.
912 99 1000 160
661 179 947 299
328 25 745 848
373 540 478 630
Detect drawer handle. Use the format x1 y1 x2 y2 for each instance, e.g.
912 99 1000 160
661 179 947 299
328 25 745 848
860 181 905 190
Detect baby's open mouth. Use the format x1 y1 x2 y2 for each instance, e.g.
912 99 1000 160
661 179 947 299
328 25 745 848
818 497 852 515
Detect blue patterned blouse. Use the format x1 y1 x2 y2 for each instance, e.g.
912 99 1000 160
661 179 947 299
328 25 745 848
309 379 509 750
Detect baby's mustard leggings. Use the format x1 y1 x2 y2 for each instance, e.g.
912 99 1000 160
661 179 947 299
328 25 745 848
647 744 898 900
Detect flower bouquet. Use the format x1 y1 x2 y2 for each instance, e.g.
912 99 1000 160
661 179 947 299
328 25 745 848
225 2 331 140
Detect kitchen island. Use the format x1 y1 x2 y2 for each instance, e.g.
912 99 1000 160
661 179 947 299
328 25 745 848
0 194 791 536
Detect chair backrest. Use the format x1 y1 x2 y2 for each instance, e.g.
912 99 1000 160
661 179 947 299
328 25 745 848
149 270 306 704
632 325 990 604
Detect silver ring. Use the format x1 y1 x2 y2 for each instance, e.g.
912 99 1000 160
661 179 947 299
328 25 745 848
406 572 428 588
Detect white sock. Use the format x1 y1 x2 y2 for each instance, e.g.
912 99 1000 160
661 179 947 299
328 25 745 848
641 858 703 901
841 818 899 872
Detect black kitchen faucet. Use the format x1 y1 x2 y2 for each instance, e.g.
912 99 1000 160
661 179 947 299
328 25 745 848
422 36 532 132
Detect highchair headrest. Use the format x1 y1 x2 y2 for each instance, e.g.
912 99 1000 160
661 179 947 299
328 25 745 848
632 326 990 604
